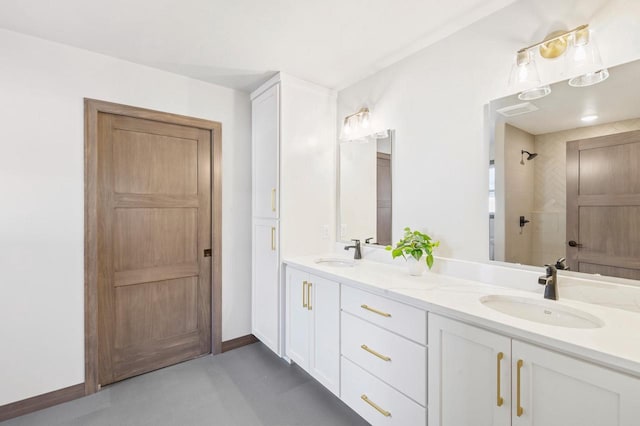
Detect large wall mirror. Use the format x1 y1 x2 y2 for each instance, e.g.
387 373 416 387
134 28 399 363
338 130 393 246
489 59 640 281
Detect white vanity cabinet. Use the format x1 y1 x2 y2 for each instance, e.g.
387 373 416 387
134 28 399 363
286 267 340 396
340 285 427 425
429 313 640 426
512 340 640 426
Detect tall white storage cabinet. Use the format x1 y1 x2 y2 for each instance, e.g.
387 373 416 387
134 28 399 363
251 73 336 356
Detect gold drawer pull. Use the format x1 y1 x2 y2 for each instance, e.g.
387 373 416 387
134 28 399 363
361 394 391 417
302 281 308 308
361 344 391 361
517 359 524 417
496 352 504 407
360 304 391 318
307 282 312 311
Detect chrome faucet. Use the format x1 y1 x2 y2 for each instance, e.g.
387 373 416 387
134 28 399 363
344 239 362 260
538 264 558 300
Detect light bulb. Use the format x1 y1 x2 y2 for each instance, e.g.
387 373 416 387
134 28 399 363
508 50 541 91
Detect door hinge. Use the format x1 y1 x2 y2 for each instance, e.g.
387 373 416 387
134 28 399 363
204 249 212 257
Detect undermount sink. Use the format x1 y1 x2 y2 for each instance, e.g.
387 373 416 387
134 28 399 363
315 258 356 267
480 295 604 329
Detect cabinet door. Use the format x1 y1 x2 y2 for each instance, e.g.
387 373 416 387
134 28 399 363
286 267 310 371
512 340 640 426
429 314 511 426
252 84 279 219
251 219 279 354
309 274 340 396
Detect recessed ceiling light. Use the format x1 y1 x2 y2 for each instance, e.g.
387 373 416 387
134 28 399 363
581 114 598 122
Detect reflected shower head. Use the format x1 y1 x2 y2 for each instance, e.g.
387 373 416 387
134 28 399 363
520 150 538 164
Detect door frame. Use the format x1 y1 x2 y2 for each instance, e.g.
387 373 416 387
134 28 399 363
84 99 222 395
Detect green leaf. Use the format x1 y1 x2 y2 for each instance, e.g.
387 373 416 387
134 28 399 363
426 254 434 269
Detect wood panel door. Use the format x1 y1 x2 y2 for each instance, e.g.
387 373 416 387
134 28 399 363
566 130 640 279
97 112 211 385
376 152 392 246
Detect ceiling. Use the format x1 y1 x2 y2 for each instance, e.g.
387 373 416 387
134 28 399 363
492 58 640 135
0 0 516 91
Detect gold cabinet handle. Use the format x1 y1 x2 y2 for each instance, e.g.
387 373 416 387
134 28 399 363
271 188 276 212
361 394 391 417
497 352 504 407
307 282 312 311
271 227 276 251
517 359 524 417
302 281 308 308
361 344 391 361
360 304 391 318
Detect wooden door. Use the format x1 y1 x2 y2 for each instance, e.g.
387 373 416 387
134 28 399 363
286 267 310 370
252 84 279 219
376 153 392 246
252 218 280 354
428 314 511 426
512 340 640 426
97 113 211 385
567 130 640 279
309 274 340 396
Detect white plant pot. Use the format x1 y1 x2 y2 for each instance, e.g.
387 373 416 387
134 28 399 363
407 256 426 276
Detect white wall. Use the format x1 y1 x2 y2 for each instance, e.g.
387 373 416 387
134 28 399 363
337 0 640 262
0 29 251 405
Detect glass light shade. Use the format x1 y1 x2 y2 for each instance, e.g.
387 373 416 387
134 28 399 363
508 50 541 92
565 29 607 86
518 85 552 101
568 68 610 87
360 111 370 129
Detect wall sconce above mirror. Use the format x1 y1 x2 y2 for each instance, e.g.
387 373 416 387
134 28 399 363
509 24 609 101
341 107 373 141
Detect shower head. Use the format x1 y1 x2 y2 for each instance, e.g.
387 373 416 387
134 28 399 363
520 150 538 164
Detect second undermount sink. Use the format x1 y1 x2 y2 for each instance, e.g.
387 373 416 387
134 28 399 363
315 258 356 268
480 295 604 329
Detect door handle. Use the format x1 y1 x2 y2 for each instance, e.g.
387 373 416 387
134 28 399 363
307 282 312 310
361 394 391 417
517 359 524 417
496 352 504 407
568 240 582 248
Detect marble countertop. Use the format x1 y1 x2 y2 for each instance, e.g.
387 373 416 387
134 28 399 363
284 255 640 377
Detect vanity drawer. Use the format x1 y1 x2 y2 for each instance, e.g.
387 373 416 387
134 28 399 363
341 311 426 406
341 285 427 345
341 356 426 426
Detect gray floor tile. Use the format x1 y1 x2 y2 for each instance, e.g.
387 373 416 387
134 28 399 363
1 343 368 426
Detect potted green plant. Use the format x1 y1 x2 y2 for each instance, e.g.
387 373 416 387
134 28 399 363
386 227 440 276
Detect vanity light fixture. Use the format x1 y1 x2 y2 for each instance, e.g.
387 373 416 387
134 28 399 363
341 107 371 140
509 24 609 96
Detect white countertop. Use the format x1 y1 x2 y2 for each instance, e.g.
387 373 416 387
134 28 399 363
284 255 640 377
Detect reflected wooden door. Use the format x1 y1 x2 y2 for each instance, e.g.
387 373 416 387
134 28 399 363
97 113 211 385
566 130 640 279
376 153 392 246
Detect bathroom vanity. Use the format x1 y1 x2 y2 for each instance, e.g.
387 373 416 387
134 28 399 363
283 257 640 426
